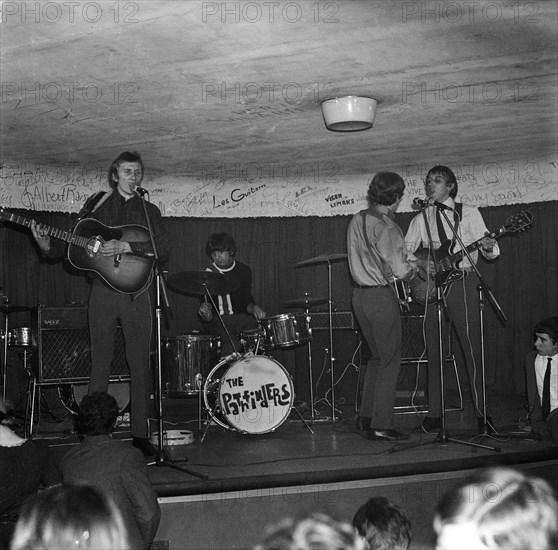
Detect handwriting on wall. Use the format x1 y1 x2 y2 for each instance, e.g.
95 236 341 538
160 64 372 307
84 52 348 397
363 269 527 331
1 158 556 217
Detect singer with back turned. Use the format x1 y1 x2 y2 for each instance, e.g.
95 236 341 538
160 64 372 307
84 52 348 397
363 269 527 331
30 151 170 456
405 165 499 434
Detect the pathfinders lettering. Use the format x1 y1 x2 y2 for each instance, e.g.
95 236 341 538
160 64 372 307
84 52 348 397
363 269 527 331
221 376 291 417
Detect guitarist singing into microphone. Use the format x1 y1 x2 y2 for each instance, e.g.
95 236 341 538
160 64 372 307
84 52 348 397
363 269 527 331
30 151 170 456
405 165 499 435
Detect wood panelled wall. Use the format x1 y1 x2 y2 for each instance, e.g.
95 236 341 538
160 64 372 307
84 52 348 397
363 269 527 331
1 201 556 396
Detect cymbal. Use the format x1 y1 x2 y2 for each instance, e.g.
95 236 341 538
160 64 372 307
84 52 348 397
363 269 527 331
0 305 31 315
283 297 329 308
296 253 347 268
167 271 240 296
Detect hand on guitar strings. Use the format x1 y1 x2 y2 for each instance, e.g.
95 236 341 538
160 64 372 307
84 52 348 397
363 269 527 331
30 220 51 253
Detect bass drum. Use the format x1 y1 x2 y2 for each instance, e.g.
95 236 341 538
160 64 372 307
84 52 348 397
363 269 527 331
203 354 294 435
59 382 130 415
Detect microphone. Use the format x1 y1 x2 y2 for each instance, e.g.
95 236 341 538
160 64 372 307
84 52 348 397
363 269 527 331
133 186 148 196
412 197 454 211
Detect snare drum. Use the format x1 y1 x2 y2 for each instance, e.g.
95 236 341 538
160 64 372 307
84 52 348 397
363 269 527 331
11 327 34 347
259 313 311 349
238 328 265 354
162 334 221 395
203 354 294 434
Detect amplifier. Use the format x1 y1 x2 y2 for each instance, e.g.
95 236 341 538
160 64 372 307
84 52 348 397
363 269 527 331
309 311 354 331
34 306 129 384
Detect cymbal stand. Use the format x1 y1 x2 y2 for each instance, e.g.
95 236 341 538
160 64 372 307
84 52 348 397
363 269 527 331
303 304 315 421
137 189 207 480
326 259 338 422
391 205 499 454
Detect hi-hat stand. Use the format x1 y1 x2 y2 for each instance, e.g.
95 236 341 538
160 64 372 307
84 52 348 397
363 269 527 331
391 203 500 454
295 253 347 423
137 189 207 480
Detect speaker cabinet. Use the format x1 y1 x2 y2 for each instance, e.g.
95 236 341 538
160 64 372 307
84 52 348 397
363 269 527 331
34 306 129 384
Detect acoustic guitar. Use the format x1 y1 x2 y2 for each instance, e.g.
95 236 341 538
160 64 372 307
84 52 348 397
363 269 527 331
0 207 154 294
408 210 533 305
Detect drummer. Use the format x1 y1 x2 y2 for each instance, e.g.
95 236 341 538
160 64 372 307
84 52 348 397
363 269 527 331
198 233 266 356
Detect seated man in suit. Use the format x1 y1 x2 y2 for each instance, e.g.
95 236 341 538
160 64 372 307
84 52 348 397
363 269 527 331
525 316 558 441
60 392 160 550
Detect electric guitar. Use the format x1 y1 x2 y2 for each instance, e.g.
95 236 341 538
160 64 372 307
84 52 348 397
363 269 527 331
408 210 533 305
0 207 154 294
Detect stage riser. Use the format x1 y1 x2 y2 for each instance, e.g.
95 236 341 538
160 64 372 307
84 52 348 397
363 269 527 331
154 461 558 550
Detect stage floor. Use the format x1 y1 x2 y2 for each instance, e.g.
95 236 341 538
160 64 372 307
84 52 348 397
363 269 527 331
26 387 558 496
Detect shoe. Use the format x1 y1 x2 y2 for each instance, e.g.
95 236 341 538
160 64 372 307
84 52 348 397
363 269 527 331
367 428 410 441
355 416 371 431
421 416 442 431
477 416 496 435
132 437 156 456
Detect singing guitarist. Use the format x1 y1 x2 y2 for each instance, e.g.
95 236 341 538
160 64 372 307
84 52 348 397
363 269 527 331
30 151 170 456
405 165 499 435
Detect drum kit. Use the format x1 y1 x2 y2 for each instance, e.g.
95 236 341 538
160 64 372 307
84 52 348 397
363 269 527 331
165 251 348 437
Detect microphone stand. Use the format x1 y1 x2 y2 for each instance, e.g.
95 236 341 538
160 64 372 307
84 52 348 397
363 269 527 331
136 188 208 480
391 204 499 454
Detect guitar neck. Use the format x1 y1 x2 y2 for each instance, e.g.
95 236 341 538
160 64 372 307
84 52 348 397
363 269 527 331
443 226 506 267
2 211 87 249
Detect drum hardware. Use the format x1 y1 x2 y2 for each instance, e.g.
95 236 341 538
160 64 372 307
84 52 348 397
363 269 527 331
200 353 313 441
295 255 348 423
138 196 207 481
282 297 329 309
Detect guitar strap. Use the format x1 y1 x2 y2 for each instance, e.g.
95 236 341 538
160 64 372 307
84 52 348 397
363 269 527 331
76 190 112 220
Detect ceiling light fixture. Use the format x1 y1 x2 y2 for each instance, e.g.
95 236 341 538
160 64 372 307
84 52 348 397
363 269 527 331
320 95 378 132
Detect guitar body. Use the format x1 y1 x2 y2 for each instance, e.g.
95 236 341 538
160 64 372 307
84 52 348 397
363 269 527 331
408 242 466 305
67 219 154 294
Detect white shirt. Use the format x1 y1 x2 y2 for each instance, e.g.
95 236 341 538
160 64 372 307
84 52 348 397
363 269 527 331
535 353 558 414
405 198 500 269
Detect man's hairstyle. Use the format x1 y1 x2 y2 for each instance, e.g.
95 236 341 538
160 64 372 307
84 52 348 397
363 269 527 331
353 496 411 550
108 151 144 188
435 467 558 550
426 165 458 198
11 484 129 550
255 513 366 550
76 392 119 436
534 316 558 345
367 172 406 206
205 232 236 258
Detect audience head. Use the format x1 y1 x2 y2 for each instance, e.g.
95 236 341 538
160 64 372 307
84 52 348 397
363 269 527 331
76 392 119 436
367 172 405 207
353 496 411 549
434 467 558 549
255 513 366 550
10 484 129 550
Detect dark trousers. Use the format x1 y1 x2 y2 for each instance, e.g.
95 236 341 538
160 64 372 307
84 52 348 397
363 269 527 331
424 272 485 417
353 287 402 429
88 280 152 439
